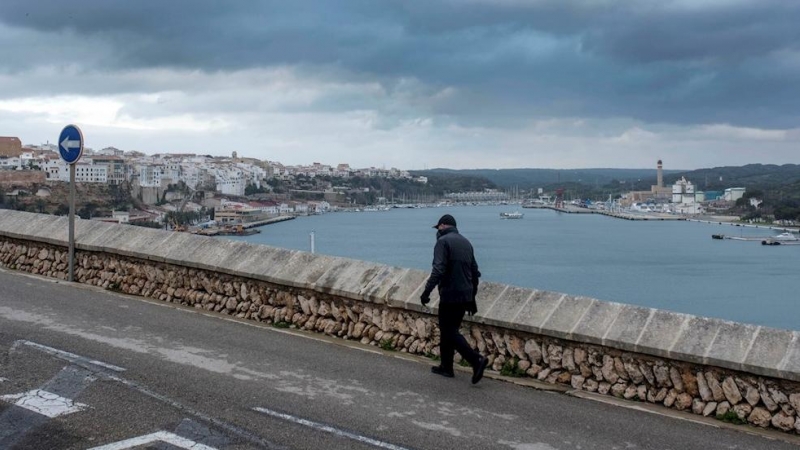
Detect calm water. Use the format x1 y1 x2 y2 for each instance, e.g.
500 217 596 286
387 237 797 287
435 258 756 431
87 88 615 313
227 206 800 331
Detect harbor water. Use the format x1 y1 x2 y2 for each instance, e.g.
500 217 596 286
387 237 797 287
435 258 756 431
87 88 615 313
227 205 800 331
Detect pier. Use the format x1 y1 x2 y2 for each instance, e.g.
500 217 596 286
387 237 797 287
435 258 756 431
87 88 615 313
197 215 295 236
542 205 686 221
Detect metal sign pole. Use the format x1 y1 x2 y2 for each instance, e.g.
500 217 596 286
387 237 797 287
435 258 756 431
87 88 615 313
69 163 76 282
59 124 83 283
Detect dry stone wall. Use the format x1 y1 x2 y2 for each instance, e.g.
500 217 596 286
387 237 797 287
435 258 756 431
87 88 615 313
2 234 800 434
2 210 800 435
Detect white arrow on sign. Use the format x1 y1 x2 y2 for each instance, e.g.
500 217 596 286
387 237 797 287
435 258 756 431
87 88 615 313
60 136 81 150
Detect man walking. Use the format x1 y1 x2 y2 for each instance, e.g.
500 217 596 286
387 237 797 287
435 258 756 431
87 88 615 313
420 214 489 384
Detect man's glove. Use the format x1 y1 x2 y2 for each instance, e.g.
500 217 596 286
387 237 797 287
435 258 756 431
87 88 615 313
420 293 431 306
466 300 478 316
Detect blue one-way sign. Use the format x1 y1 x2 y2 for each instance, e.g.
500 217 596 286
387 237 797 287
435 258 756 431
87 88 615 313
58 124 84 164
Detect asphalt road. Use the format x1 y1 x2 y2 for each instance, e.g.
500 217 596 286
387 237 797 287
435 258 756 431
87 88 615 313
0 268 797 450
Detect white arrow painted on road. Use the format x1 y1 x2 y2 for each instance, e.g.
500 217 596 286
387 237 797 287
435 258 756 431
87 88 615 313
60 136 81 150
88 431 218 450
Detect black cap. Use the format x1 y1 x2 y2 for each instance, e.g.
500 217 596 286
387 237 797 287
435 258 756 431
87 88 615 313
433 214 457 228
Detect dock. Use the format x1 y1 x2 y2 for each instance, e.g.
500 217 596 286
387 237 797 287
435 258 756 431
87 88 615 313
239 215 295 228
543 206 685 221
196 215 295 236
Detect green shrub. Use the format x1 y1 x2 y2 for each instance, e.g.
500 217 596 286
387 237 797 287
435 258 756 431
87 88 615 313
379 339 395 351
500 358 527 377
717 410 745 425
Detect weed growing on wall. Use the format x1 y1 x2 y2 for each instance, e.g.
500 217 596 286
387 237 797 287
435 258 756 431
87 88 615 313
717 410 745 425
500 358 527 377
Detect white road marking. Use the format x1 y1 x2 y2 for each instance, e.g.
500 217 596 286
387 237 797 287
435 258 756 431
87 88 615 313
253 406 413 450
17 340 126 372
87 431 218 450
0 389 88 418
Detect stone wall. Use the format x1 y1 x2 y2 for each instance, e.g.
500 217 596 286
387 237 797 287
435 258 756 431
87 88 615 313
2 210 800 434
0 171 46 188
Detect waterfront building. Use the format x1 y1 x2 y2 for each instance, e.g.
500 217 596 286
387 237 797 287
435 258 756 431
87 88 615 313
215 201 272 224
621 159 672 206
671 177 696 204
724 187 746 202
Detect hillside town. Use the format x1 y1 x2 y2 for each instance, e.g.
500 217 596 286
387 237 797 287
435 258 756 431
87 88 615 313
0 136 429 230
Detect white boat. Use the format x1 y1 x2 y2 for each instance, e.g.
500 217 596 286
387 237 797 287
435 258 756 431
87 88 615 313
773 232 798 241
760 232 799 246
500 211 524 219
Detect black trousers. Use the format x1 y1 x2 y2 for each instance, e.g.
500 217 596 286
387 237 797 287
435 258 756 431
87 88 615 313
438 302 481 372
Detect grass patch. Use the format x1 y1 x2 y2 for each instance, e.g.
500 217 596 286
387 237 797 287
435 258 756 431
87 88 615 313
717 410 745 425
273 321 291 328
500 358 527 378
459 359 471 367
425 352 441 361
107 282 121 292
379 339 395 351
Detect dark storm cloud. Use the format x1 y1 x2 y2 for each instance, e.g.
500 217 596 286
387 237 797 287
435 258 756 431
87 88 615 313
1 0 799 128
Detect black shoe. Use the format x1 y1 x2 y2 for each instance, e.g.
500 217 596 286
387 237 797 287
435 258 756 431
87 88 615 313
431 366 454 378
471 356 488 384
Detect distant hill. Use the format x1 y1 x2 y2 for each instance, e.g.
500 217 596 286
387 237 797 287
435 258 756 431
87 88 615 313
412 165 800 194
668 164 800 192
411 168 682 190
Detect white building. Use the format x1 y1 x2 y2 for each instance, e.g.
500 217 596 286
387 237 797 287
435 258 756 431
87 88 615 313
214 167 246 196
43 158 69 181
673 203 704 215
112 211 130 223
74 162 108 183
236 162 267 188
135 164 164 187
308 201 330 214
0 156 21 169
724 187 746 202
99 147 124 157
672 177 696 204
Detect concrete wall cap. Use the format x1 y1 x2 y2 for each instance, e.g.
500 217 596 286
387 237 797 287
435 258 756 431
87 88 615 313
669 316 723 366
570 300 625 346
601 305 654 353
360 266 409 304
513 291 567 335
481 286 536 328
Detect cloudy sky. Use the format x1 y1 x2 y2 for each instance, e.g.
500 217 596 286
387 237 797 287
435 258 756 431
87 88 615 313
1 1 799 170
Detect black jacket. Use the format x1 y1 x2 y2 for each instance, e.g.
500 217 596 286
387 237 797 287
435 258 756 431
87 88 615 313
423 227 480 304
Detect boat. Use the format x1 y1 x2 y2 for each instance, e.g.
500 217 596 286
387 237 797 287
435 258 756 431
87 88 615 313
713 231 798 242
762 232 799 245
500 211 524 219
